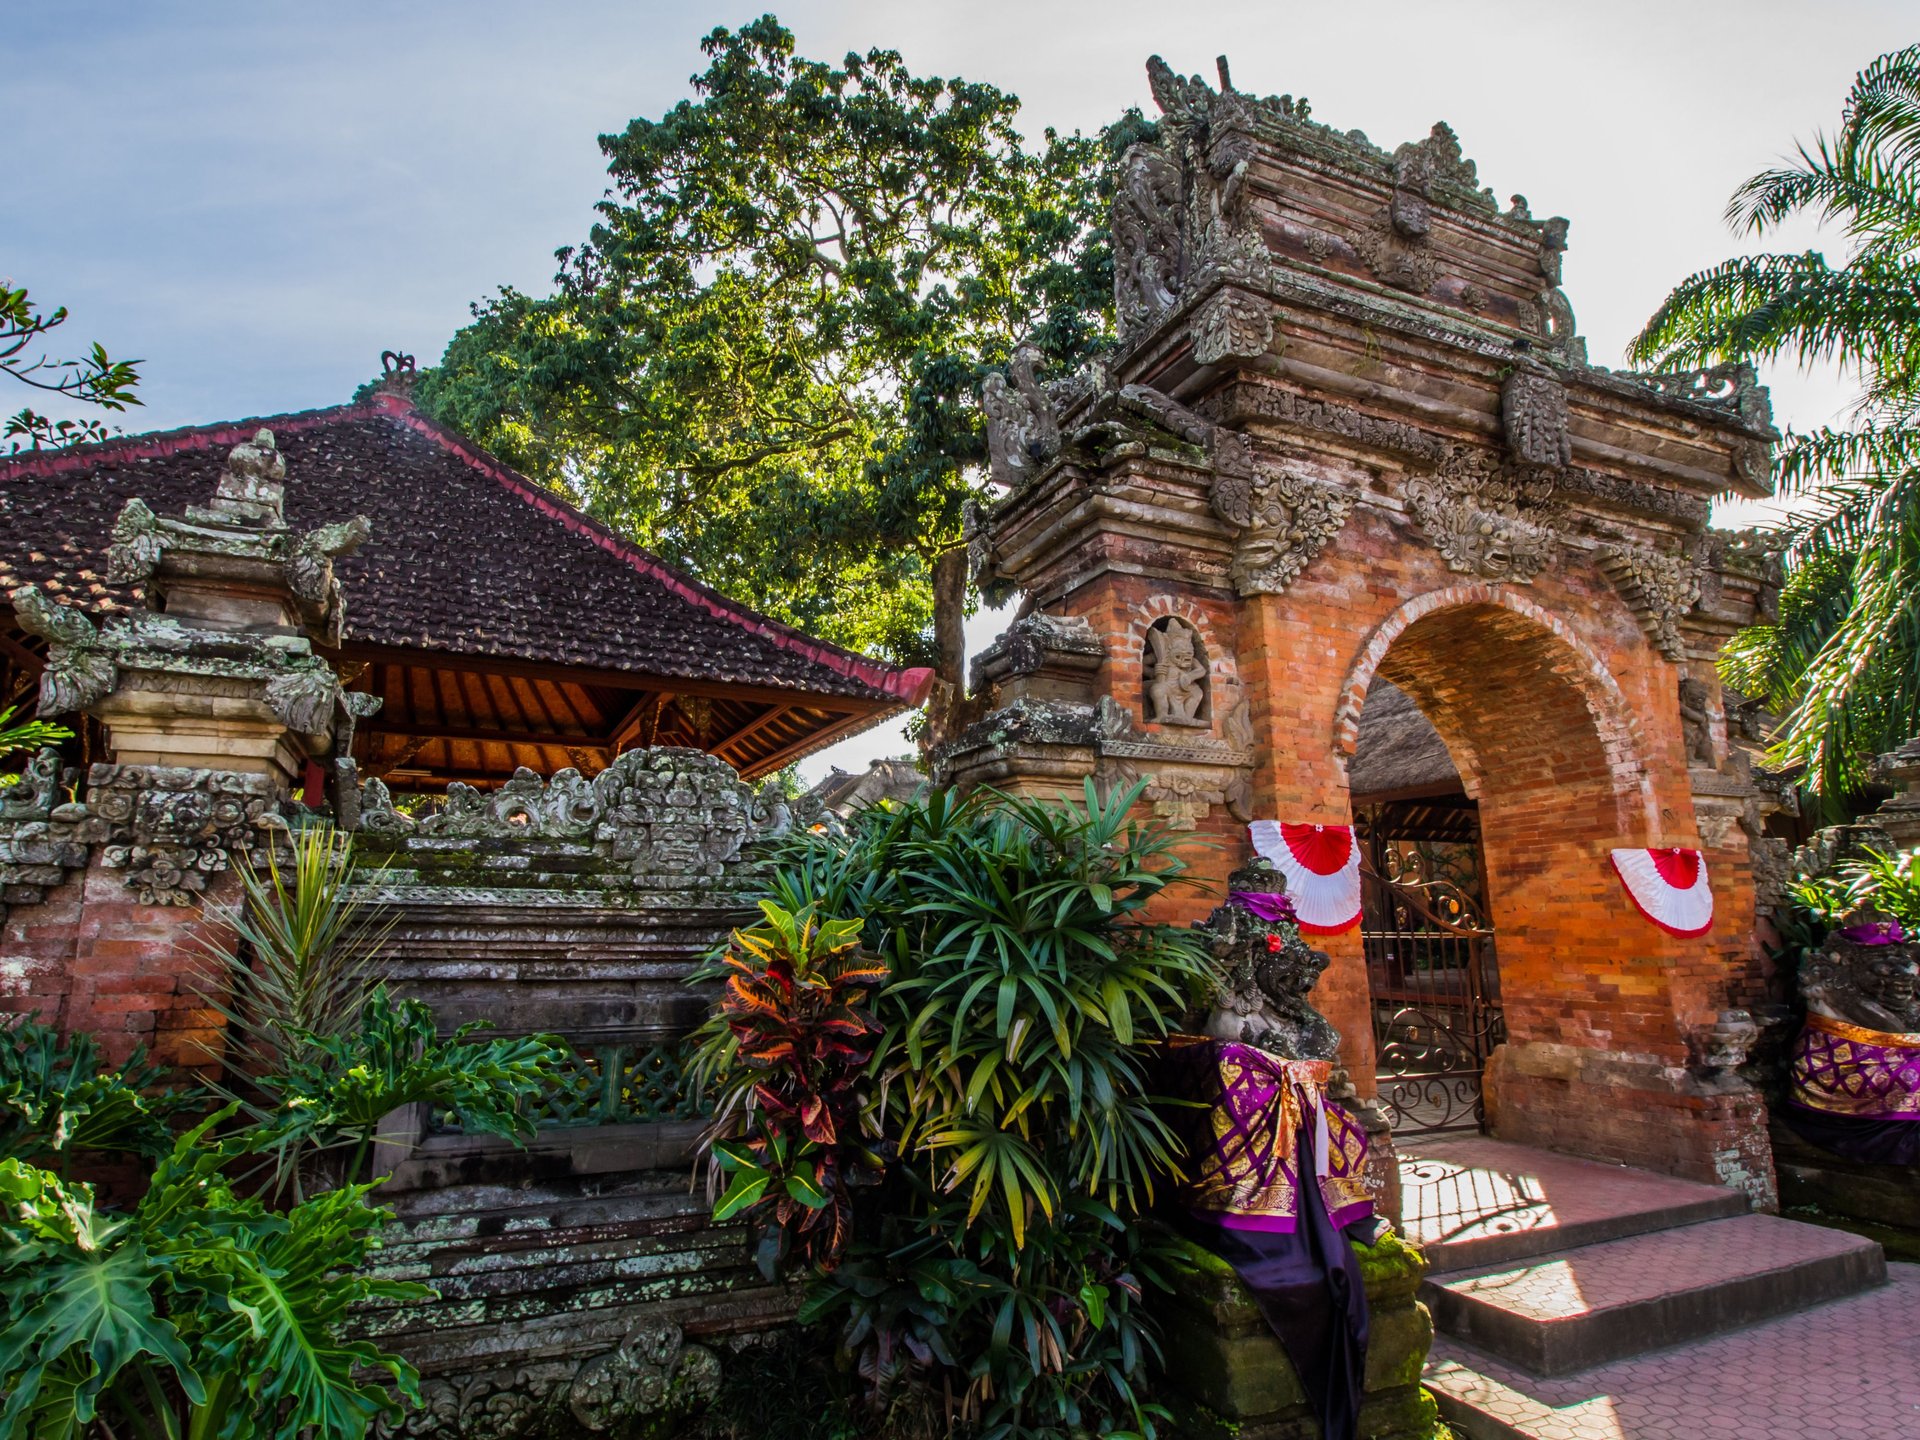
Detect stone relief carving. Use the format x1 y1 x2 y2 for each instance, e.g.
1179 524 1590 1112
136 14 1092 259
11 585 117 716
408 748 795 880
1532 218 1586 363
1597 542 1701 662
1190 285 1273 365
376 1325 720 1440
1198 858 1341 1061
1143 617 1210 727
1501 359 1573 469
1211 460 1354 595
85 765 281 906
1800 907 1920 1034
1113 141 1186 342
1402 447 1558 583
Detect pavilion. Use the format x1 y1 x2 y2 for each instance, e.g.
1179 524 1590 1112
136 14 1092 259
0 384 931 789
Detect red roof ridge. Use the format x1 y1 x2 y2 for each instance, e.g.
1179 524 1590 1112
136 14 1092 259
372 395 934 707
0 400 378 480
0 391 931 707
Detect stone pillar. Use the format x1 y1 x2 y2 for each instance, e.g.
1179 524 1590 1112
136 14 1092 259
2 429 372 1070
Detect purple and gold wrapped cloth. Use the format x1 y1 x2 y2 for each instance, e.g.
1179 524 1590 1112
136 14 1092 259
1783 1013 1920 1166
1173 1037 1375 1231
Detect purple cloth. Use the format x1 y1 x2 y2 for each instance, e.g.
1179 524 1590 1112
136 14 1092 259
1788 1014 1920 1123
1839 919 1906 945
1781 1102 1920 1166
1231 891 1298 924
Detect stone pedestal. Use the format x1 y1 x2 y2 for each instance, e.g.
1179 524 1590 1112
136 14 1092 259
1158 1230 1439 1440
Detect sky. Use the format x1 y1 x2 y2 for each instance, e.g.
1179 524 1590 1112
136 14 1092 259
10 1 1914 782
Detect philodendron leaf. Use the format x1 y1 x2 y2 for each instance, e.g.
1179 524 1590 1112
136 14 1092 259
0 1224 204 1427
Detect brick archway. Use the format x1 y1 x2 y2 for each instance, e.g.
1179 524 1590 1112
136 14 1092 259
1333 584 1658 834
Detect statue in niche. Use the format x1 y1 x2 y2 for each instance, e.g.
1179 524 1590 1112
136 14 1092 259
1144 617 1209 726
1678 676 1717 768
1197 858 1341 1061
1801 905 1920 1033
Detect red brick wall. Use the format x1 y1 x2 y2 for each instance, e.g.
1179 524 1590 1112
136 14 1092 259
2 862 236 1077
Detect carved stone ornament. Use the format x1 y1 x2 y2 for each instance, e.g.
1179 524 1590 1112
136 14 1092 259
1198 857 1341 1060
1113 141 1186 343
85 764 282 906
1403 447 1558 583
1211 463 1354 595
981 346 1063 490
1501 361 1573 469
10 585 116 717
413 748 795 880
1678 676 1717 768
1189 285 1273 366
1533 217 1587 363
1598 542 1702 662
1143 617 1209 727
0 748 64 822
374 1324 720 1440
1348 209 1438 295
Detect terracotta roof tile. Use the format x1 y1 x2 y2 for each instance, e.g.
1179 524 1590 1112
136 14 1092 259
0 396 932 708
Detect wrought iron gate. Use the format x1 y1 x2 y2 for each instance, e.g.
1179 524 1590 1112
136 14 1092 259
1362 857 1503 1135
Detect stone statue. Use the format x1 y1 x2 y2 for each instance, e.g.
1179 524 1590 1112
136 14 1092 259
1144 619 1208 725
1198 859 1341 1061
1801 905 1920 1034
1679 676 1716 768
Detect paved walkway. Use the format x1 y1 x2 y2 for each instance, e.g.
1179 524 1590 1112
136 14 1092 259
1425 1262 1920 1440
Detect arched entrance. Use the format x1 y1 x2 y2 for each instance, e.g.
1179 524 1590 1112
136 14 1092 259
1351 591 1651 1144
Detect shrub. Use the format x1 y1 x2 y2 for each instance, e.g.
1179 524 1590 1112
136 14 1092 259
692 780 1215 1440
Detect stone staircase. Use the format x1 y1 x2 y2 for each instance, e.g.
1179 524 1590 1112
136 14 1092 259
1401 1136 1896 1439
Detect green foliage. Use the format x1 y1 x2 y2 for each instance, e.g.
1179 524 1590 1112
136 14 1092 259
0 1111 427 1440
416 16 1129 671
195 825 392 1081
692 901 888 1277
2 282 141 454
0 1018 194 1169
253 985 569 1190
1632 45 1920 807
1788 844 1920 930
0 705 72 771
693 780 1216 1440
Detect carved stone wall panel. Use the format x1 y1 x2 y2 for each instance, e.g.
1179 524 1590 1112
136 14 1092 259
1501 363 1573 469
85 764 281 905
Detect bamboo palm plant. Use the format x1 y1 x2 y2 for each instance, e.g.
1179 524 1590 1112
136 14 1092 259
1631 44 1920 807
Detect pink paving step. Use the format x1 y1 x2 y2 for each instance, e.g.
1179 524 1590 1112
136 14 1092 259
1399 1135 1749 1274
1423 1262 1920 1440
1425 1213 1886 1376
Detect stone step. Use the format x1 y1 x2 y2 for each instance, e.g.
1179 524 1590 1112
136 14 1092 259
1424 1213 1885 1376
1422 1262 1920 1440
1400 1135 1749 1273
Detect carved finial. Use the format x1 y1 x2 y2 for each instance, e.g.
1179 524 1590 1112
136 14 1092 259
206 428 288 528
1215 55 1233 93
380 350 417 387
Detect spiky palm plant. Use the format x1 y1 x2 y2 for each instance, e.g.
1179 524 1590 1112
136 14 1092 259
1631 44 1920 808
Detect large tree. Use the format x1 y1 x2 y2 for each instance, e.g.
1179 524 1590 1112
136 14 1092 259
1632 44 1920 808
419 17 1132 714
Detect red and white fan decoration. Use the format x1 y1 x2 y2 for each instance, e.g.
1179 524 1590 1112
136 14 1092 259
1609 847 1714 937
1249 821 1363 935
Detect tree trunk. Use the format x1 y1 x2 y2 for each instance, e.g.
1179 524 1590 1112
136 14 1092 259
923 547 971 755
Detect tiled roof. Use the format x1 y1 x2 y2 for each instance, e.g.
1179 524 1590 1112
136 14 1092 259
0 393 932 707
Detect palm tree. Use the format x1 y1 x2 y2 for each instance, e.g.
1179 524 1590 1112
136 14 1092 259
1631 44 1920 810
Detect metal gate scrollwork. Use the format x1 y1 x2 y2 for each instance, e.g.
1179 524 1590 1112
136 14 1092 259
1363 848 1503 1135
